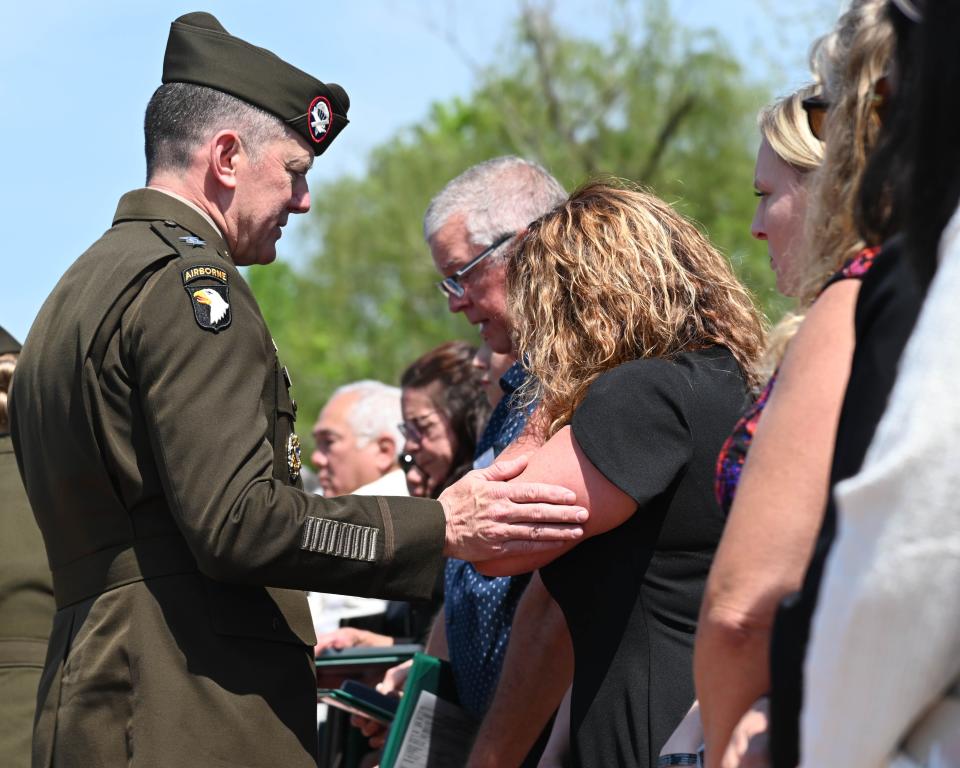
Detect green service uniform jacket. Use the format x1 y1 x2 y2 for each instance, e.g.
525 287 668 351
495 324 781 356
0 434 55 768
9 189 445 768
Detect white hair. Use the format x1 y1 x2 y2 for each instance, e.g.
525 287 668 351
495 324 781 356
423 156 567 249
328 380 404 457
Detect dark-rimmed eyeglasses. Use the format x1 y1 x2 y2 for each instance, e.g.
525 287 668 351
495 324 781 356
397 414 439 443
801 94 829 142
436 232 517 299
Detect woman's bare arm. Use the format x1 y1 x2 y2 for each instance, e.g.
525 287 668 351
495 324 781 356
694 280 860 767
474 425 637 576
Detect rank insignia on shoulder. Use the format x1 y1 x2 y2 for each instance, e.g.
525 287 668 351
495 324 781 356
186 285 231 332
179 235 206 248
287 433 302 483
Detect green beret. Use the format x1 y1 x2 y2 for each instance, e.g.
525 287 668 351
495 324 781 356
162 12 349 155
0 326 21 355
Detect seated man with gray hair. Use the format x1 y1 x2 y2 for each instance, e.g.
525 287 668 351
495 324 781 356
312 380 408 498
310 380 411 647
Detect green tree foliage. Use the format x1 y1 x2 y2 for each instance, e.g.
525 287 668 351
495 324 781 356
250 0 790 425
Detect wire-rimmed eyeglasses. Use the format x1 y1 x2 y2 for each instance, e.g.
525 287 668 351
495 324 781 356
436 232 517 299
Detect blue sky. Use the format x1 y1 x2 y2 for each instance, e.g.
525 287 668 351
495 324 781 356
1 0 837 342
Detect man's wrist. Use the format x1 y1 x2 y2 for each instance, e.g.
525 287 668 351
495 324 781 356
436 492 457 557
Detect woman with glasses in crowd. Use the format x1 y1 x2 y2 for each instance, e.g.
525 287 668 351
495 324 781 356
690 2 895 765
313 343 489 667
476 179 765 768
398 340 490 499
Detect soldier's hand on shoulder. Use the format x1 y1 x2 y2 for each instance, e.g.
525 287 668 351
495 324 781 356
438 455 588 562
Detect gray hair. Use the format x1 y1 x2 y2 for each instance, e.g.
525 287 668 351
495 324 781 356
423 156 567 249
328 380 404 457
144 82 291 180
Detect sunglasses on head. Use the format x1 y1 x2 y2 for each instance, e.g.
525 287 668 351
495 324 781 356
436 232 517 299
801 94 829 142
802 75 890 143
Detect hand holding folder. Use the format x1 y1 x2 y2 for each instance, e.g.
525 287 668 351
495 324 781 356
380 653 478 768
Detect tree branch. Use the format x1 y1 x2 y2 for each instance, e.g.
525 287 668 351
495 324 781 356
639 93 696 181
519 1 596 174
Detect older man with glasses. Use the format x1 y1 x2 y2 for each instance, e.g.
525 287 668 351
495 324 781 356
356 158 572 763
428 157 573 767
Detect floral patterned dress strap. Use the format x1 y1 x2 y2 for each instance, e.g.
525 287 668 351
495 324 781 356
818 246 881 295
713 245 880 515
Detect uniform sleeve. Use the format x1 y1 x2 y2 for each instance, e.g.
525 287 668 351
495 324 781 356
571 359 693 507
123 256 444 601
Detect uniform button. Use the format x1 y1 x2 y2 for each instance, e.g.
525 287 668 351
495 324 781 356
163 220 177 228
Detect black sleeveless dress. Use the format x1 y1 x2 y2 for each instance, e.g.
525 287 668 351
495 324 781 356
540 347 750 768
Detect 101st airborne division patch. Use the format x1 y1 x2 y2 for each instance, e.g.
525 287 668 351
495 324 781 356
183 265 231 333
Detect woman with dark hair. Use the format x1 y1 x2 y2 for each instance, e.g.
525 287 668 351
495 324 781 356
399 340 490 499
313 343 489 665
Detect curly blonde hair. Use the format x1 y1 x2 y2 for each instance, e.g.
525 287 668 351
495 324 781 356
508 180 766 437
798 0 893 305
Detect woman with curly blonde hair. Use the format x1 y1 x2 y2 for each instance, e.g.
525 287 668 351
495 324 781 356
477 180 765 768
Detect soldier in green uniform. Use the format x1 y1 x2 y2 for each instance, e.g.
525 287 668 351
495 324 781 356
8 13 586 768
0 328 55 768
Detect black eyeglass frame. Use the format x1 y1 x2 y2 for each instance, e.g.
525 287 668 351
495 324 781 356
436 232 517 299
397 412 441 443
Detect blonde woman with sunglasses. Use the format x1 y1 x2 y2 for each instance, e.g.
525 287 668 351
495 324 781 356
691 2 895 766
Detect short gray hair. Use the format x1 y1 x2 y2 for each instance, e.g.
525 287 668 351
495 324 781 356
328 380 404 457
144 82 291 180
423 156 567 248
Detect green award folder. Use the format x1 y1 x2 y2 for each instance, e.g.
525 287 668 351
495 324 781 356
380 653 476 768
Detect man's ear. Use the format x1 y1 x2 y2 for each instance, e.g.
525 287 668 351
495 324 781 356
374 436 398 473
209 129 243 190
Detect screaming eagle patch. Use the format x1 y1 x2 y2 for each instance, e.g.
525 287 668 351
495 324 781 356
308 95 332 144
183 265 231 333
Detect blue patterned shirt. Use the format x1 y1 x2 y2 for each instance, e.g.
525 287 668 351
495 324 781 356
445 361 537 716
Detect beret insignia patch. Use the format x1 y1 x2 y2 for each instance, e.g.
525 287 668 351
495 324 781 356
186 285 231 333
308 95 332 144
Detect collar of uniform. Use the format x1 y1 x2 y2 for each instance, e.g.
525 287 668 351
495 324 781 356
149 187 223 238
113 188 231 261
